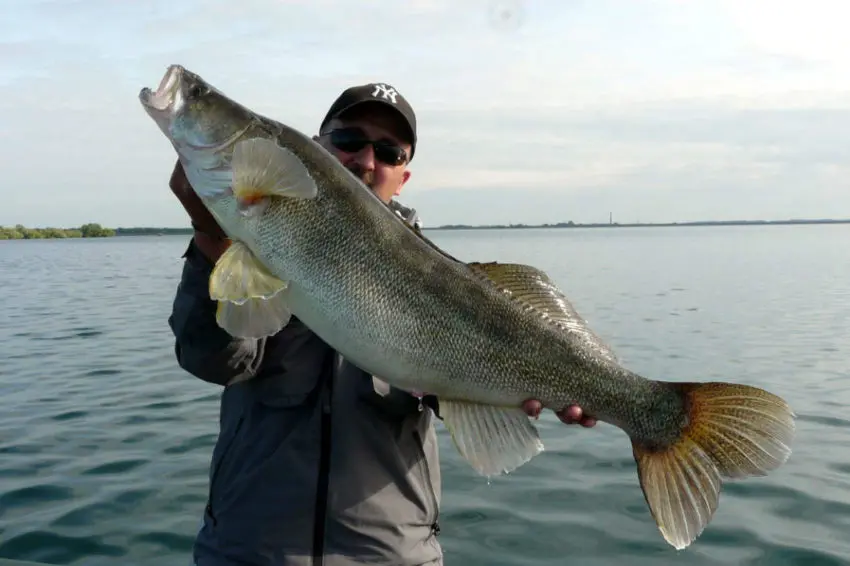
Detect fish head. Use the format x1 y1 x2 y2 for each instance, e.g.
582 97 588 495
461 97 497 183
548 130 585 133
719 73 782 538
139 65 256 157
139 64 396 241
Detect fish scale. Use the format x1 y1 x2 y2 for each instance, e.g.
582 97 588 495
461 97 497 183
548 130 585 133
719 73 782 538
139 64 796 552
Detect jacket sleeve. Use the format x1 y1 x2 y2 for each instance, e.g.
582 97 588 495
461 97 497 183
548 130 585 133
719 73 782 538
168 238 267 386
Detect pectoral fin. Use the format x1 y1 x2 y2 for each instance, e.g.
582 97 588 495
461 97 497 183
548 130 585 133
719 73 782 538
439 400 544 477
467 261 618 364
231 137 318 215
209 241 292 338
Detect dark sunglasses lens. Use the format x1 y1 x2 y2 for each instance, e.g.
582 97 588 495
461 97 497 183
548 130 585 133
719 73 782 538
330 128 368 153
373 144 407 166
329 128 407 165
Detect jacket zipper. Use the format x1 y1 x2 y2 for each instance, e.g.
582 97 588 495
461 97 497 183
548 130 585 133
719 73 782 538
312 354 335 565
414 429 440 537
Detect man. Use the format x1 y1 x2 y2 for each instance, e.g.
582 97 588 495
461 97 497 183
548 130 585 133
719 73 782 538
167 81 595 566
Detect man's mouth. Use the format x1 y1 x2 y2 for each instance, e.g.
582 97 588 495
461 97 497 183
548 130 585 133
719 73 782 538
347 164 375 188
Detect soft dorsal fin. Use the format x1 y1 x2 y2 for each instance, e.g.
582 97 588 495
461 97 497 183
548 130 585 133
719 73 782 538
466 261 618 363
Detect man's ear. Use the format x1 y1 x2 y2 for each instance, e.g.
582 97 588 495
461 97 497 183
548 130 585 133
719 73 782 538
394 170 412 196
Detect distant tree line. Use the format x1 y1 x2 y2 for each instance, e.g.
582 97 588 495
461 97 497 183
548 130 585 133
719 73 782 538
0 223 116 240
113 227 193 236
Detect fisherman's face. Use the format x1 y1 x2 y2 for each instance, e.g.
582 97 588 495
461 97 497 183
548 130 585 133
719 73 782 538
316 104 412 204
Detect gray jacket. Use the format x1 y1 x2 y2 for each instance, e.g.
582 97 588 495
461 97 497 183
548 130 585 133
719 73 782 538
168 202 443 566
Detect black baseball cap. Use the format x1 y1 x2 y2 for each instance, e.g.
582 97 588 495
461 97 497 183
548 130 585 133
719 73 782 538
320 82 418 160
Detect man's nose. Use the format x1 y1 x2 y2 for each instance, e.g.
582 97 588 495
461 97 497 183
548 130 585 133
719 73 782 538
351 143 376 170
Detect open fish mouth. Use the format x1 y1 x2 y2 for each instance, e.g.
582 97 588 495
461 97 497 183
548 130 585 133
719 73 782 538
138 64 184 112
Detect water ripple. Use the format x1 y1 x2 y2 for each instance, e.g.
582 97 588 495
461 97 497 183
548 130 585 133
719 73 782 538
1 229 849 564
0 532 126 563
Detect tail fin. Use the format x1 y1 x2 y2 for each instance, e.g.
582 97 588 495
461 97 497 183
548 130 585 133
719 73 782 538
631 382 795 550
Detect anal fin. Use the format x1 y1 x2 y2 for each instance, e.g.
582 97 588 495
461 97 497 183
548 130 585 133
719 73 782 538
439 400 544 477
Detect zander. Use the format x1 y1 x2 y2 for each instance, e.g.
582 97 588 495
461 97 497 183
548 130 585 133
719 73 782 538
139 64 796 551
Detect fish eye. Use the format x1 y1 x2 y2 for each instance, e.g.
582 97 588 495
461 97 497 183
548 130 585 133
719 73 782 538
188 84 207 98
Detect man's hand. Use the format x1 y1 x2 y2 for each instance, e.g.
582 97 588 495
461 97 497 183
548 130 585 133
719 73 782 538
169 161 225 238
169 160 230 262
522 399 597 428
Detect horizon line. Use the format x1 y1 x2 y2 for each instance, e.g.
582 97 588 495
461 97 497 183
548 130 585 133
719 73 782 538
4 217 850 233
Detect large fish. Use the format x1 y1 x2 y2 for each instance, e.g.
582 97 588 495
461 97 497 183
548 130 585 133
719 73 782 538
139 65 795 550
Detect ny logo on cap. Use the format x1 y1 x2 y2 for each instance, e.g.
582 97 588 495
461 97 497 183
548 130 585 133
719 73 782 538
371 84 398 104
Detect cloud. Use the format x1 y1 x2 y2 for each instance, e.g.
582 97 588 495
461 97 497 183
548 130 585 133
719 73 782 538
1 0 848 228
409 102 850 189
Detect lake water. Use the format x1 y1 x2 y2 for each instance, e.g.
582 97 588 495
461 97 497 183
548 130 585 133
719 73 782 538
0 225 848 566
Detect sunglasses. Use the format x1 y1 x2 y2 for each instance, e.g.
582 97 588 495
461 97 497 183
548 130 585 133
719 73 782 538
325 127 409 166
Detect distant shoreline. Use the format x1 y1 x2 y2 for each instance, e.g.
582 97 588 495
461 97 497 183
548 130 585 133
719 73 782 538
83 217 850 236
3 218 849 239
426 218 850 231
0 223 114 240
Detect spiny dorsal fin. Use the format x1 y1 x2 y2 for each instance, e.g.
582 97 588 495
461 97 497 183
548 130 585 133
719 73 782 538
467 261 618 363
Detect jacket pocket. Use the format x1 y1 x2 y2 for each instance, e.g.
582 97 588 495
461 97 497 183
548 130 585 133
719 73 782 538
413 427 441 534
252 368 324 408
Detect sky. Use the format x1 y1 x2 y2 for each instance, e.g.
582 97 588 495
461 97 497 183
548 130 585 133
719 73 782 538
2 0 849 228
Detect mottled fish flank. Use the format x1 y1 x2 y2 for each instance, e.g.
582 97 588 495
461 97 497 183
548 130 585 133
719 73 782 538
139 64 796 551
